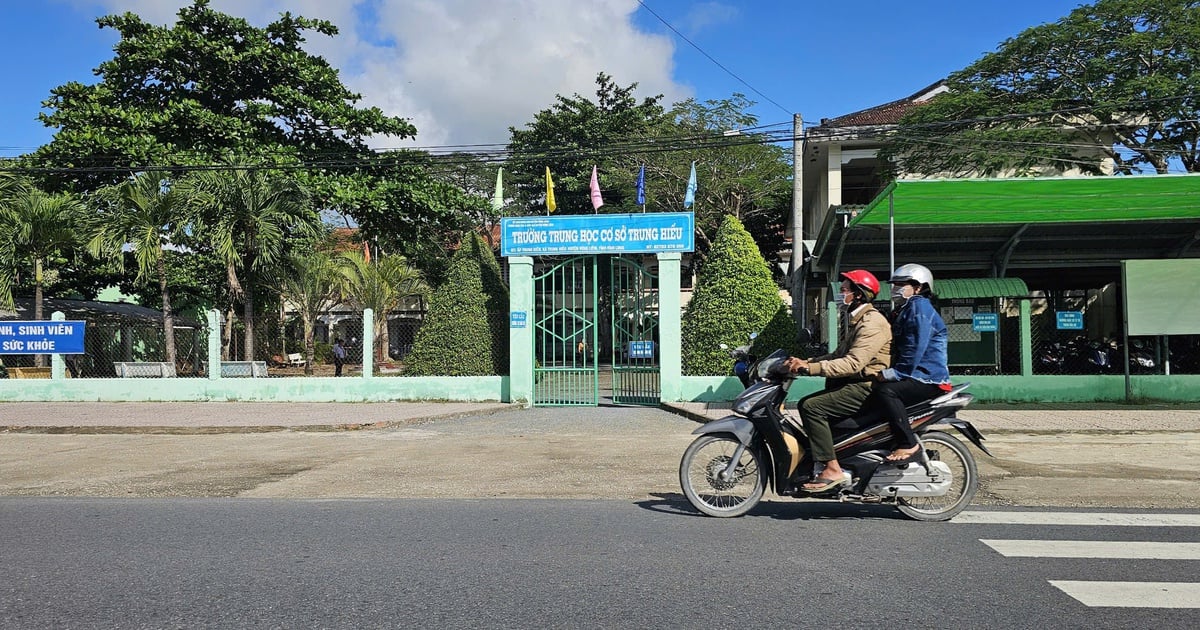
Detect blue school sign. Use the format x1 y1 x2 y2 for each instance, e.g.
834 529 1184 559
500 212 694 256
0 320 86 354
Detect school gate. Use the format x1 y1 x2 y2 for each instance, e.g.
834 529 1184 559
502 213 693 407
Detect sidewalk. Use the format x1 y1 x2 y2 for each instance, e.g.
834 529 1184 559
0 401 518 431
659 401 1200 432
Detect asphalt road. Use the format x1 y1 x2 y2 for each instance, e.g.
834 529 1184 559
2 406 1199 508
2 499 1197 629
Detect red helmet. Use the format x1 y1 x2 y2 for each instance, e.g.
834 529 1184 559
840 269 880 301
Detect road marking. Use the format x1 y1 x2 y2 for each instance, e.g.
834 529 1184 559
981 539 1200 560
1049 581 1200 608
955 511 1200 527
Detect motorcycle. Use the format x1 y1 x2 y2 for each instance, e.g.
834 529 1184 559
679 349 991 522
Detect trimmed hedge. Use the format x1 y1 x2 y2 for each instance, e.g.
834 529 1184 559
469 235 510 374
404 237 496 376
681 215 787 375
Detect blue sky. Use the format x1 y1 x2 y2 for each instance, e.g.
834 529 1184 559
0 0 1090 157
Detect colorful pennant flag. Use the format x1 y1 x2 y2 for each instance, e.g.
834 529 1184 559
636 165 646 206
490 167 504 212
589 165 604 211
545 166 556 213
684 161 697 209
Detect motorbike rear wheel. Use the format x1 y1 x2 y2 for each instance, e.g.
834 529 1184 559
896 431 978 522
679 434 765 518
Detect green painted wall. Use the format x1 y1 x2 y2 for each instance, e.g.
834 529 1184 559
0 376 507 402
678 375 1200 403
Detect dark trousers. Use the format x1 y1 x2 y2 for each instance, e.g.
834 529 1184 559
797 381 873 462
334 357 344 376
871 380 945 448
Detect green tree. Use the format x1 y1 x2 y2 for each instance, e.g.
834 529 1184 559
404 244 495 376
681 215 786 375
336 251 428 364
28 0 416 193
463 234 509 374
87 173 197 366
0 189 85 365
190 166 316 360
272 247 343 375
881 0 1200 176
506 73 666 215
617 94 792 261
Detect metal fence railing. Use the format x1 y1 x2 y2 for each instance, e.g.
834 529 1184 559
2 307 514 379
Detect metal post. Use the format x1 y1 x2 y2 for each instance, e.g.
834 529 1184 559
790 113 805 328
362 308 374 379
50 311 65 380
888 190 895 276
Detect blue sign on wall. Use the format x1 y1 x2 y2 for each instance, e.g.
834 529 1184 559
509 311 527 329
0 320 86 354
500 212 694 256
1056 310 1084 330
628 341 655 359
972 313 999 332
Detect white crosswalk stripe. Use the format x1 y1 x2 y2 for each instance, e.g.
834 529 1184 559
959 510 1200 609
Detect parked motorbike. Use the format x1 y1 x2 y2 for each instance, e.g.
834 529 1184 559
679 349 991 521
719 333 758 388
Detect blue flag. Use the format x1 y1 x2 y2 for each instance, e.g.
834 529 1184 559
684 161 697 208
636 165 646 205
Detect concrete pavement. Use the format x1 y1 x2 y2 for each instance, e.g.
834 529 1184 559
2 400 1199 508
2 399 1198 432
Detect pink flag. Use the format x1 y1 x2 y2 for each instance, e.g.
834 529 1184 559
589 165 604 211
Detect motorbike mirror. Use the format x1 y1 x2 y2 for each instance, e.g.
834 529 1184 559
796 327 813 344
749 332 759 340
719 343 729 350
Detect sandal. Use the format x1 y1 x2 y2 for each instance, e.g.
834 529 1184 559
885 446 922 464
800 474 849 493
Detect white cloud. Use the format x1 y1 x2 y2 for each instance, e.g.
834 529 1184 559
74 0 691 147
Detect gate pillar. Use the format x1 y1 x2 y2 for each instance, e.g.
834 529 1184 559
657 253 682 402
508 256 535 405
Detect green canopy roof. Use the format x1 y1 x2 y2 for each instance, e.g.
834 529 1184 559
936 278 1028 300
852 174 1200 226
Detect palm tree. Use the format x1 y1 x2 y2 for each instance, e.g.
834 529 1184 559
337 251 427 363
0 187 85 366
87 174 196 367
272 249 342 375
191 167 315 360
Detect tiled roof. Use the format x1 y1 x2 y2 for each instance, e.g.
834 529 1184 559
817 80 947 129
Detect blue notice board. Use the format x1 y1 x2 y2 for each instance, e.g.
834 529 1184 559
0 320 86 354
509 311 527 329
501 212 694 256
1056 311 1084 330
972 313 999 332
628 341 655 359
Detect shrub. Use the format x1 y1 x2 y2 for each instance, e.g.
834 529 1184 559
404 239 495 376
467 235 510 374
682 215 787 375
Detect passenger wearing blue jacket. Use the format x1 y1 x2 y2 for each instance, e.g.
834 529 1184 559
873 263 951 463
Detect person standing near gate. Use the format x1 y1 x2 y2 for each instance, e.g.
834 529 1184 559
577 338 588 367
332 338 347 377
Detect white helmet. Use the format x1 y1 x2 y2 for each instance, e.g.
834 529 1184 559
890 263 934 292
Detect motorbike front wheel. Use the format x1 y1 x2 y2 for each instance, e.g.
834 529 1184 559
897 431 978 522
679 434 765 518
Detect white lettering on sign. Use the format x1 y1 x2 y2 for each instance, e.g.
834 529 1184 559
18 325 46 335
27 339 56 351
661 226 684 240
513 229 548 244
0 325 13 335
2 340 25 351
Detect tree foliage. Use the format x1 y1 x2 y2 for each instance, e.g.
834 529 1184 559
404 240 496 376
881 0 1200 176
29 0 414 192
618 94 792 263
506 73 666 215
336 250 427 363
681 215 786 375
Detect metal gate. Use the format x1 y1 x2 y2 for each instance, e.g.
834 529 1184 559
532 256 598 406
610 256 660 405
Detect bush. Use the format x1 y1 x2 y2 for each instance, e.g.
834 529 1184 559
467 235 510 374
751 304 803 359
403 238 495 376
682 215 787 375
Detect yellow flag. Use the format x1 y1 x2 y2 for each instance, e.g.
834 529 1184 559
545 166 556 213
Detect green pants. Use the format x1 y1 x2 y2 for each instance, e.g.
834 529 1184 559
797 381 873 462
